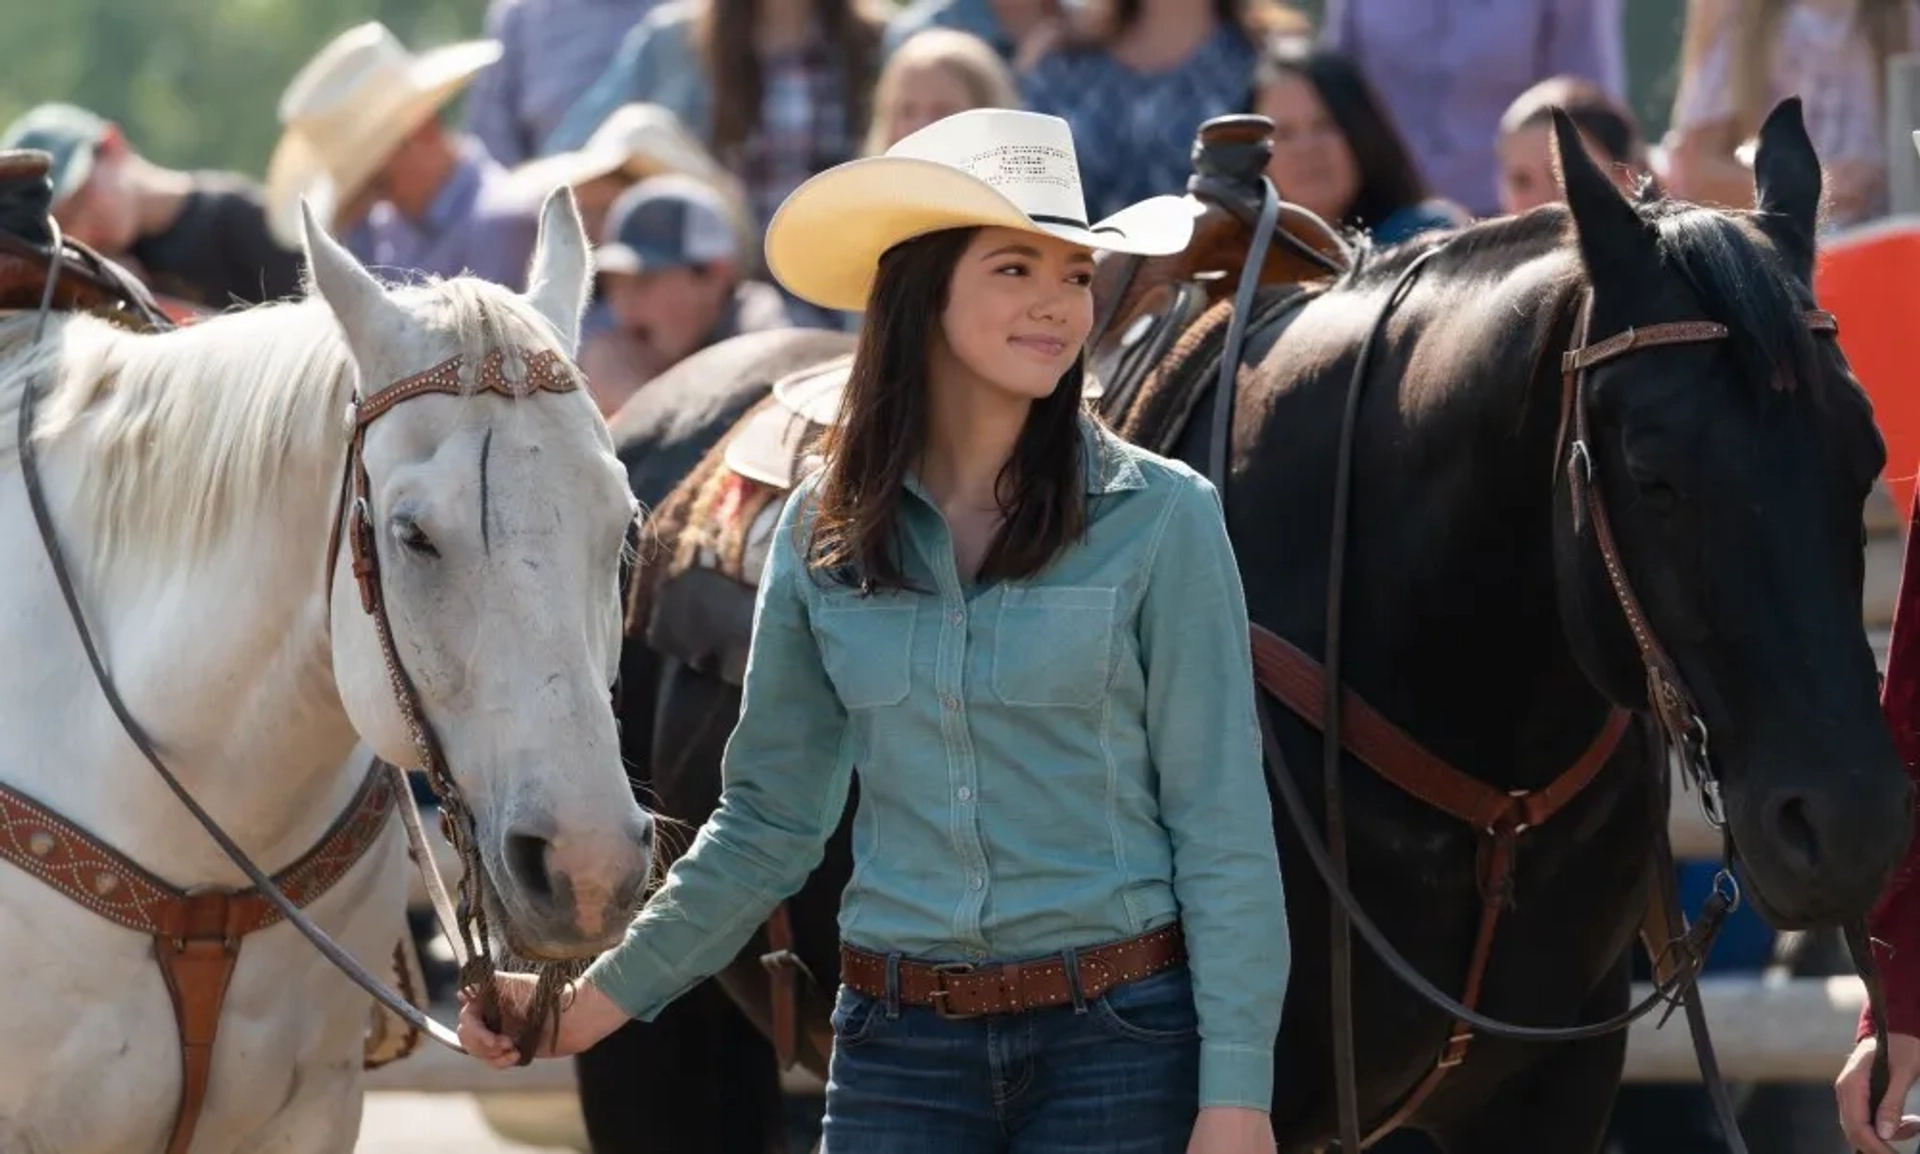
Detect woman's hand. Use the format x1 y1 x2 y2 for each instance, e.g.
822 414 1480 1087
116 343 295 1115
1837 1032 1920 1152
456 972 631 1067
1185 1105 1274 1153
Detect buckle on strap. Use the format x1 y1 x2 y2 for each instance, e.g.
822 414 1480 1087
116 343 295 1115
928 962 984 1019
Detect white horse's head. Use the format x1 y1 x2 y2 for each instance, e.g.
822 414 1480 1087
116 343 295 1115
302 190 651 959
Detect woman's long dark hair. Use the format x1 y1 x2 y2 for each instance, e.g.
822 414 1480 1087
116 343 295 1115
695 0 883 158
1252 38 1431 231
804 228 1089 592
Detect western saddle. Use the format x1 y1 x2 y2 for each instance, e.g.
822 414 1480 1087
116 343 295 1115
0 148 172 329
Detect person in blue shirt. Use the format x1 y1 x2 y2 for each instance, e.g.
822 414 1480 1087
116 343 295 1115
458 107 1291 1154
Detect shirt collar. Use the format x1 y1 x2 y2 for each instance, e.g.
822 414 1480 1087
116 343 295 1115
1080 413 1145 495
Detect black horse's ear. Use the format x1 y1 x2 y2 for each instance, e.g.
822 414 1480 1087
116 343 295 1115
1553 107 1653 289
1752 97 1822 277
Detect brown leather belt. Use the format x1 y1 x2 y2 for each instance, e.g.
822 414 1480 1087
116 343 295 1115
839 923 1186 1019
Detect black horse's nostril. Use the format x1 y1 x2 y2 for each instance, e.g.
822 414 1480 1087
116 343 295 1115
1767 794 1822 875
504 828 556 904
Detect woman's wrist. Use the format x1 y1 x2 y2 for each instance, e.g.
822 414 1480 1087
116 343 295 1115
567 977 636 1051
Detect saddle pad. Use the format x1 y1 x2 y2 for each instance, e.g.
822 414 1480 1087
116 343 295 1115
723 355 852 490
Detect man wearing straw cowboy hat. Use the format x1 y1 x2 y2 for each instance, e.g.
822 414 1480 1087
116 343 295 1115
266 20 543 289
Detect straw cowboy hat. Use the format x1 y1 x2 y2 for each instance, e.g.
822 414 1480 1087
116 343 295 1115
264 21 502 246
763 108 1195 313
510 103 731 198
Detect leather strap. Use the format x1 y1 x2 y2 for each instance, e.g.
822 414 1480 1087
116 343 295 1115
839 924 1185 1017
762 903 801 1070
0 764 395 939
155 894 244 1154
0 766 396 1154
1249 623 1630 836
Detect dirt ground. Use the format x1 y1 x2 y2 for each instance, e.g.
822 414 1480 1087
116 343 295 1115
354 1094 574 1154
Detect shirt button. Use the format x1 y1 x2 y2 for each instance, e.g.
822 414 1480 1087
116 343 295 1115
970 875 984 891
943 695 959 711
957 786 972 801
949 610 964 626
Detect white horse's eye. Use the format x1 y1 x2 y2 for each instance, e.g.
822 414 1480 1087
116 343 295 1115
393 516 438 558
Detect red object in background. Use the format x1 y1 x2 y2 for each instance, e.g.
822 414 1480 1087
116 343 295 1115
1814 218 1920 512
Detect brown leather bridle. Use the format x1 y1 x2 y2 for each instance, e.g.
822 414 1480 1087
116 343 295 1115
321 344 594 1061
1558 295 1838 806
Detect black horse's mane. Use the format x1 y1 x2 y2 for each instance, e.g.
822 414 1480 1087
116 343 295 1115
1333 190 1824 401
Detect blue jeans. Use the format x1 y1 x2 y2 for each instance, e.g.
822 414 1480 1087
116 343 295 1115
820 965 1201 1152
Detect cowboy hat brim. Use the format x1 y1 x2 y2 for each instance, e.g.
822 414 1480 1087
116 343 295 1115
264 39 503 248
763 156 1195 314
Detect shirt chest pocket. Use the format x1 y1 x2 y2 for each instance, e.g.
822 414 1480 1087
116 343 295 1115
812 596 917 710
991 586 1117 709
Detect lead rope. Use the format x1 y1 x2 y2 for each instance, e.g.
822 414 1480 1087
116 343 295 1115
1847 921 1894 1153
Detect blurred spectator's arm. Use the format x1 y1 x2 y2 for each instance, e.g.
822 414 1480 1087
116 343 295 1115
1542 0 1626 98
1318 0 1351 48
544 19 651 155
1663 0 1757 210
465 0 529 165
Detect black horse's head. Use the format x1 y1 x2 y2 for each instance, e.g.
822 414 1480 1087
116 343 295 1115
1548 98 1911 928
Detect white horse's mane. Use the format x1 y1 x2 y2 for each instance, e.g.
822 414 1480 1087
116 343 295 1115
0 274 569 577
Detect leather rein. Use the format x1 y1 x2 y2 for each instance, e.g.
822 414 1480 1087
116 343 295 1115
1198 183 1852 1151
9 223 589 1075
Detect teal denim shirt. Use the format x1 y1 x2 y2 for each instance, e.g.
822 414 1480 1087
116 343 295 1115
584 418 1290 1110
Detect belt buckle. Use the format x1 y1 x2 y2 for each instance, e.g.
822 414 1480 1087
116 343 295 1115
929 961 982 1020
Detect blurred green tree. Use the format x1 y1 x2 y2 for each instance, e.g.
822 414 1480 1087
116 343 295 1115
0 0 487 178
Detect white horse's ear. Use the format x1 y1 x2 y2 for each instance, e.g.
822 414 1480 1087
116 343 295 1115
301 198 406 364
523 186 592 356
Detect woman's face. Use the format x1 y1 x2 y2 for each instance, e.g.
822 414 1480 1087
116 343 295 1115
1256 71 1361 225
938 226 1095 403
1496 123 1635 216
883 62 978 149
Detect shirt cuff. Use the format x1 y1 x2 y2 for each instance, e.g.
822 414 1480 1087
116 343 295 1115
581 934 685 1023
1199 1041 1274 1111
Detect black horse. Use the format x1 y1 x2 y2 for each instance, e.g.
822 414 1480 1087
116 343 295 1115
580 102 1910 1153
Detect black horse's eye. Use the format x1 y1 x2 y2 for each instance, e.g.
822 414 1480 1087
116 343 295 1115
394 516 438 558
1637 480 1679 514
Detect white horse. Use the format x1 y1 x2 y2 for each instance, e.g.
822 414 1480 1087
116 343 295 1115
0 189 653 1153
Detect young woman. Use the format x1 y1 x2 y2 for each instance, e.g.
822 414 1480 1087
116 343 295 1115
1250 38 1465 246
459 108 1290 1153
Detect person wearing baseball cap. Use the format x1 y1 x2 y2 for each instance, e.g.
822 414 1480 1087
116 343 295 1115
579 173 796 415
0 102 302 308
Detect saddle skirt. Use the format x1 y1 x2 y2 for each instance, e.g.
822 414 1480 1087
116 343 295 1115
708 354 851 583
637 356 852 685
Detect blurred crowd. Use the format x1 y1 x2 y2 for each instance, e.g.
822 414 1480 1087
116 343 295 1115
7 0 1916 421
